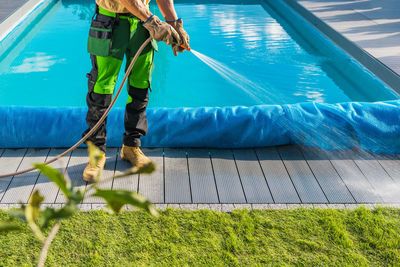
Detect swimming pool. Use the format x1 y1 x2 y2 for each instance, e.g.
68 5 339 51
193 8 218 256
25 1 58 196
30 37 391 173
1 0 400 152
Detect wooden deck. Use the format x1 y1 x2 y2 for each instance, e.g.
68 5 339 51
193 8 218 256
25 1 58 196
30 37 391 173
1 146 400 206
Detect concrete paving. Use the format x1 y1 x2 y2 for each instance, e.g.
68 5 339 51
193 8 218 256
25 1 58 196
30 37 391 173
295 0 400 76
0 0 30 23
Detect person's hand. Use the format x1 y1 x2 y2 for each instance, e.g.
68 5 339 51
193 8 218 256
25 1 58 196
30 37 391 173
167 19 190 56
143 15 181 46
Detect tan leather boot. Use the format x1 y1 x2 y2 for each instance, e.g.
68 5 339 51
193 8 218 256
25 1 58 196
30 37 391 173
120 145 152 168
83 152 106 182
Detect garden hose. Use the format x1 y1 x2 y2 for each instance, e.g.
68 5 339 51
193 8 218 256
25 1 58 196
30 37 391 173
0 37 153 179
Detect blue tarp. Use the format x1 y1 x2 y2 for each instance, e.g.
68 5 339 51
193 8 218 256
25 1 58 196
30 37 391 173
1 100 400 153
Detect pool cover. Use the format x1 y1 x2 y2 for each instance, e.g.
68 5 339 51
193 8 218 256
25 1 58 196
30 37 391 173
1 100 400 153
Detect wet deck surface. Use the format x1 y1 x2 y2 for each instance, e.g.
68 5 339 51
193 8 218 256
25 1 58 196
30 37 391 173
296 0 400 75
1 146 400 205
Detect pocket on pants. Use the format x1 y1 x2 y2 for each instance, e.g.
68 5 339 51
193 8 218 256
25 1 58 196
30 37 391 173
87 14 115 57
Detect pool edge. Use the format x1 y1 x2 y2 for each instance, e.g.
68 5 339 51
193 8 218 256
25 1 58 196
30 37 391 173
0 0 48 41
278 0 400 95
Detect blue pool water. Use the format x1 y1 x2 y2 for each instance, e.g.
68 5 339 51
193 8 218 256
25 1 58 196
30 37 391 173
0 0 397 108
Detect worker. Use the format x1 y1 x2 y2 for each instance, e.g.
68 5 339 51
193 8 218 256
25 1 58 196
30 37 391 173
82 0 190 181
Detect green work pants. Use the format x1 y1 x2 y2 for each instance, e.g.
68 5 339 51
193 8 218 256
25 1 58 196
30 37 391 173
83 6 157 151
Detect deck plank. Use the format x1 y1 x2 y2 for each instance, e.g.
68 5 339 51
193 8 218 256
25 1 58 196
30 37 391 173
352 149 400 203
113 148 138 192
255 147 300 203
33 149 71 204
0 149 27 202
83 148 118 204
187 149 219 204
325 150 382 203
138 148 164 203
233 149 273 203
373 154 400 185
278 146 328 203
55 148 88 204
210 150 246 203
1 149 49 204
2 146 400 205
301 146 355 203
164 149 191 203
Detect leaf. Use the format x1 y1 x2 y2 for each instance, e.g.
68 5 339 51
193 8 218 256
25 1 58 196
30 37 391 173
37 189 82 229
87 141 104 182
38 205 76 229
114 161 156 178
7 207 26 221
34 163 70 198
69 189 85 205
87 141 102 167
93 189 159 216
0 222 21 232
27 190 44 222
25 190 45 242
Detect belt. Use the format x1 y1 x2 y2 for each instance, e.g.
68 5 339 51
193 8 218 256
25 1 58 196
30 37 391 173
97 5 136 19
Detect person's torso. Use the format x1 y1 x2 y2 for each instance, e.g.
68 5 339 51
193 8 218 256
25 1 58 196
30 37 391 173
96 0 151 14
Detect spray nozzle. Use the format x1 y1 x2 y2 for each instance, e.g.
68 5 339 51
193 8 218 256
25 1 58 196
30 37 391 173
180 44 191 51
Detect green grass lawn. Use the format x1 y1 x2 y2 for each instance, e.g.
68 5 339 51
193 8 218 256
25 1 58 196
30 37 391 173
1 207 399 266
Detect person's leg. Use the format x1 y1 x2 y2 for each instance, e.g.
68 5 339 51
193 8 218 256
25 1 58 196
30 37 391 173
119 17 156 167
83 7 130 181
123 51 153 147
123 18 156 147
82 55 123 152
83 7 130 153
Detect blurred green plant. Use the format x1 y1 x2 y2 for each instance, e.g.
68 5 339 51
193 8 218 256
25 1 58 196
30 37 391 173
0 142 157 267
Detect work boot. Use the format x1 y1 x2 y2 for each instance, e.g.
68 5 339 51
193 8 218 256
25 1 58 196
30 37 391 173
83 152 106 182
120 145 152 168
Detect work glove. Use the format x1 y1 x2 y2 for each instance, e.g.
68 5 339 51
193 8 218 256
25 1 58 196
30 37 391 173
143 15 181 46
167 19 190 56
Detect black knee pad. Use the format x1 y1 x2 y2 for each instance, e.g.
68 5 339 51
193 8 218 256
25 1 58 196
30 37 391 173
128 86 149 111
87 91 112 108
131 98 148 110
